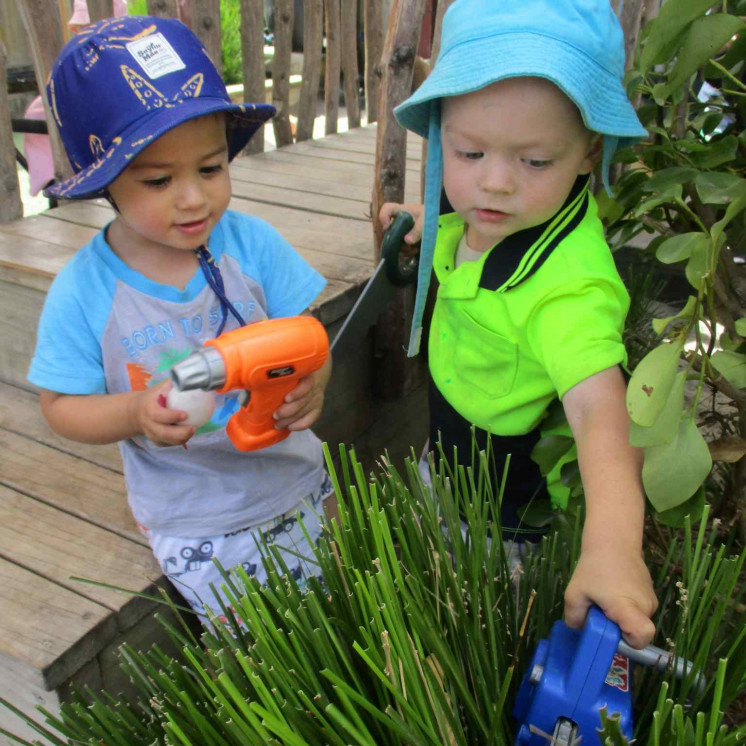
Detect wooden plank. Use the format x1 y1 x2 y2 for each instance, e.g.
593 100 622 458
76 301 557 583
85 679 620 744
0 382 123 473
0 485 161 625
15 0 69 185
87 0 114 22
240 0 266 153
230 179 371 221
296 0 323 142
0 234 75 278
298 132 423 160
0 557 117 691
0 280 46 388
373 0 426 247
0 41 23 222
340 0 361 129
191 0 223 75
146 0 179 17
0 213 98 249
363 0 383 124
271 0 294 147
285 139 421 169
323 0 341 134
229 163 374 203
0 428 144 545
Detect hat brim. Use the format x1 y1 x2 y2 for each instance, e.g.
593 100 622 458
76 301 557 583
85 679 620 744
395 32 647 142
45 98 275 200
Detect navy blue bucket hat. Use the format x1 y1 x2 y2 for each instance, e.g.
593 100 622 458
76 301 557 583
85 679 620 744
45 16 275 200
395 0 648 356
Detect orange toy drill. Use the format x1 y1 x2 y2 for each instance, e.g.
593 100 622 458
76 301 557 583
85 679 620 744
170 316 329 451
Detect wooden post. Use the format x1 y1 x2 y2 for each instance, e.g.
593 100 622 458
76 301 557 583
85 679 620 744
271 0 294 146
340 0 360 129
363 0 382 124
146 0 179 18
15 0 71 188
296 0 323 142
323 0 341 135
371 0 426 399
239 0 266 153
191 0 222 75
0 42 23 222
86 0 114 22
372 0 425 248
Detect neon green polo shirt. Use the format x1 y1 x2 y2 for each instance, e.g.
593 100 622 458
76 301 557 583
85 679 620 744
429 179 629 440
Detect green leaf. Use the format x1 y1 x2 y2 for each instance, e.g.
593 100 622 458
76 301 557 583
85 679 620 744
653 486 706 529
711 350 746 388
685 236 710 288
518 500 558 528
651 296 698 335
639 0 720 72
643 168 700 193
656 233 707 264
627 341 684 427
629 371 686 448
666 15 746 92
711 182 746 245
735 318 746 337
531 435 574 476
694 173 746 205
691 135 739 169
632 185 683 218
642 418 713 512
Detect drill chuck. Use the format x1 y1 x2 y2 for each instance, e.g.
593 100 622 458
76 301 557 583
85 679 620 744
171 347 227 391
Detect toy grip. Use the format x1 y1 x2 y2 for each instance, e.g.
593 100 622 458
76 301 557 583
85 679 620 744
226 379 296 451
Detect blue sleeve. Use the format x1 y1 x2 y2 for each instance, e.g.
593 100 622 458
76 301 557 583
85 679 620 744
223 212 326 318
27 254 111 395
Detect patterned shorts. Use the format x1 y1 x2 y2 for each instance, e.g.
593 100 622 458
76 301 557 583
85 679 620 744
142 473 335 624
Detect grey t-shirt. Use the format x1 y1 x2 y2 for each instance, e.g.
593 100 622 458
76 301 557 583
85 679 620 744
29 211 327 537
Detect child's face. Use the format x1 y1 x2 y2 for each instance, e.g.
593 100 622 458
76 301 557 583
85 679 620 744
107 114 231 256
441 77 596 253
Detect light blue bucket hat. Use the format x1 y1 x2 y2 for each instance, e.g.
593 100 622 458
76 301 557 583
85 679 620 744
395 0 648 356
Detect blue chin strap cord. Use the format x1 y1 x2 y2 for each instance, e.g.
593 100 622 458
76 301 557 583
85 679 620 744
407 99 443 357
194 245 246 335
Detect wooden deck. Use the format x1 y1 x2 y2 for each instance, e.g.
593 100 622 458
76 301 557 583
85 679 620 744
0 123 426 742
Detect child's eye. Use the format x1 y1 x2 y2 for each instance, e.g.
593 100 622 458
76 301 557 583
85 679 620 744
201 164 224 176
522 158 552 169
142 176 170 188
457 150 483 160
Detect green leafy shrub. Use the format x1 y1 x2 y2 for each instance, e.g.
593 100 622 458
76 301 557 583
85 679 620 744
600 0 746 529
2 445 744 744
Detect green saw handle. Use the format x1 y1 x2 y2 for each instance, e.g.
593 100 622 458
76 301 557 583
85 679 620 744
382 211 418 287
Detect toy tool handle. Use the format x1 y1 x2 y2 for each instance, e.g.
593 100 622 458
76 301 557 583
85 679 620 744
382 211 418 287
226 379 296 451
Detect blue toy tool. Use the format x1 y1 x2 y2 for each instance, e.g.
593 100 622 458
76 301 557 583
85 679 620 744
513 607 705 745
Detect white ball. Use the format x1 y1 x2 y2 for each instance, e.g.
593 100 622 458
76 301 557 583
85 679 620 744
166 387 216 428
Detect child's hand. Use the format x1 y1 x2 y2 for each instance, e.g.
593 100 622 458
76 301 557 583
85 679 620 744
134 380 196 447
273 357 332 432
564 544 658 649
379 202 425 249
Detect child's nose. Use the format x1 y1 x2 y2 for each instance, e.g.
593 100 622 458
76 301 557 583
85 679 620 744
176 178 208 209
479 159 515 194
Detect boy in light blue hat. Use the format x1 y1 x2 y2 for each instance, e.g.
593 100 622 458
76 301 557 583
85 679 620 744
29 17 336 624
381 0 658 648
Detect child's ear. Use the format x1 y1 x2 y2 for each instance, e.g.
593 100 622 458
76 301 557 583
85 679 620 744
579 135 602 175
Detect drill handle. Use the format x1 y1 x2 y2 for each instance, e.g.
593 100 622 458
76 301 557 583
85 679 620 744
227 379 297 451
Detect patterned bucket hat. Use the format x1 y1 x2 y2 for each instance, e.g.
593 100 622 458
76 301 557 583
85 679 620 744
45 15 275 199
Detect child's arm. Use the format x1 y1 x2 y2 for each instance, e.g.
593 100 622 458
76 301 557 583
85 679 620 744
273 355 332 432
561 365 658 649
379 202 425 246
40 380 195 447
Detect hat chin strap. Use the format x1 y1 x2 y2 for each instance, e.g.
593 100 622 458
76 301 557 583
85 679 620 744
408 99 443 358
600 135 619 196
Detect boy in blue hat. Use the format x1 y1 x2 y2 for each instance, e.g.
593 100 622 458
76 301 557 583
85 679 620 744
28 16 335 624
381 0 658 648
